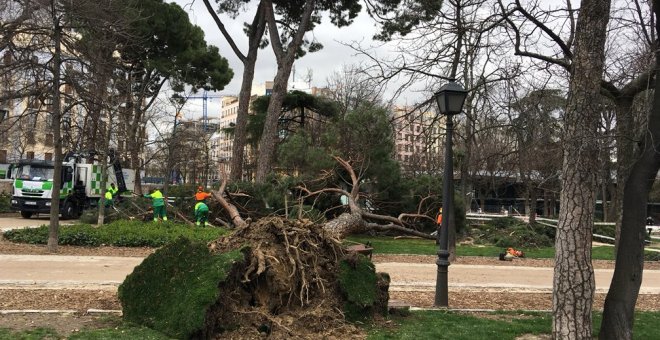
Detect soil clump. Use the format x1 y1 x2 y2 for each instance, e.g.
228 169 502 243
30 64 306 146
205 217 372 339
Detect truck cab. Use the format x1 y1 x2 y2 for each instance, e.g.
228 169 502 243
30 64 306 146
10 159 76 218
10 153 135 219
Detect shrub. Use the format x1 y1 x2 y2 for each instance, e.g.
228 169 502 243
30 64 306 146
469 217 554 248
119 237 244 339
594 223 616 238
645 251 660 262
0 193 12 213
2 220 227 247
2 224 49 244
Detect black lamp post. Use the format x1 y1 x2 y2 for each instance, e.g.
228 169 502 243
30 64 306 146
434 80 467 307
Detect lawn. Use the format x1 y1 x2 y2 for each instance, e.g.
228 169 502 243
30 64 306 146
367 310 660 340
4 311 658 339
346 235 657 261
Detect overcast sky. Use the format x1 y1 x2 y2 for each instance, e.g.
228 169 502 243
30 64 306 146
170 0 388 119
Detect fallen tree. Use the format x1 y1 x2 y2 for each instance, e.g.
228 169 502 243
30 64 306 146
211 156 437 240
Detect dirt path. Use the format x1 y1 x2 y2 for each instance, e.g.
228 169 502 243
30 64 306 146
2 253 660 294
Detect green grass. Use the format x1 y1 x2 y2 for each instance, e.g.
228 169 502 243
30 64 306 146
3 311 659 339
367 310 551 339
346 235 658 261
0 327 59 340
68 325 173 339
367 310 660 340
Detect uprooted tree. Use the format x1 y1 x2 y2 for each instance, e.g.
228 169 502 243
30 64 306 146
212 156 438 240
118 155 447 338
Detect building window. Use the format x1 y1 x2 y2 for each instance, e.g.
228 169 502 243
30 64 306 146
0 150 6 163
26 151 34 159
27 134 36 145
45 133 53 146
45 152 52 161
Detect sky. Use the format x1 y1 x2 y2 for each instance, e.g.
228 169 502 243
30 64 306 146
171 0 388 120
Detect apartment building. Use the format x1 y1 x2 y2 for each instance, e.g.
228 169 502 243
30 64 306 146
217 81 274 179
0 51 84 164
391 106 443 175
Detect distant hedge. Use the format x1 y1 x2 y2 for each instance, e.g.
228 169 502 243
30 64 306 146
2 220 227 247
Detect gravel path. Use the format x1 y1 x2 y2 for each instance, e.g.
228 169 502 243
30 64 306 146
2 236 660 312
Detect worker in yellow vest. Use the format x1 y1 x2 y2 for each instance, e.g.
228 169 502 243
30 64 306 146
144 188 167 222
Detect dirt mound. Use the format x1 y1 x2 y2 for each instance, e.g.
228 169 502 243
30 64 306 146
207 217 368 339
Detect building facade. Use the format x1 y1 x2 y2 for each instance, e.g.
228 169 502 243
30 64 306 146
391 106 443 175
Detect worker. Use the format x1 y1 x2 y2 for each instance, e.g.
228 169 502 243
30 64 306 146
194 200 209 227
194 186 212 202
104 189 114 208
108 183 119 202
436 207 443 225
144 188 167 222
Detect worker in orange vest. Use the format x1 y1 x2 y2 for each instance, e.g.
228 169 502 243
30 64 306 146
194 186 212 202
436 207 443 225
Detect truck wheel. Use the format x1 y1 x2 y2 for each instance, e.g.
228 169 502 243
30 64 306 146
20 211 33 219
61 201 76 220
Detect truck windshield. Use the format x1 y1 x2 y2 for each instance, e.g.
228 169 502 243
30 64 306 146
16 165 54 181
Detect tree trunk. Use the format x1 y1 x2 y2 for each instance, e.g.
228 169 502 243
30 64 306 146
322 212 366 239
552 0 610 338
529 184 537 224
255 59 293 182
255 0 315 182
599 10 660 337
613 97 634 249
48 7 62 253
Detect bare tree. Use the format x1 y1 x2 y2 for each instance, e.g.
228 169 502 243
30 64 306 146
599 1 660 337
550 0 611 337
202 0 266 181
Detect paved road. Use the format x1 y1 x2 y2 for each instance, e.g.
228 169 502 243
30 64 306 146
0 216 73 232
2 254 660 294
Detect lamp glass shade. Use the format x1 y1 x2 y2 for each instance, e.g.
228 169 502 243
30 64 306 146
435 81 467 115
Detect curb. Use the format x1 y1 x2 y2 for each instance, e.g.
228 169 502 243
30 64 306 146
1 309 122 315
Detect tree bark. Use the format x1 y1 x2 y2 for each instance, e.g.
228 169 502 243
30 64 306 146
599 6 660 337
48 4 62 253
552 0 610 338
229 2 266 181
255 0 316 182
613 97 634 248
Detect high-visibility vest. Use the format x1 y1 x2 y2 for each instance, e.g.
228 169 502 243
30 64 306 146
195 191 211 201
145 190 165 207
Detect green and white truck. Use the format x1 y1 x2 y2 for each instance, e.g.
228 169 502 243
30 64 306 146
10 151 135 219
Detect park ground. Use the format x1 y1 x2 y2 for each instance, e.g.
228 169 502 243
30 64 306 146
1 215 659 338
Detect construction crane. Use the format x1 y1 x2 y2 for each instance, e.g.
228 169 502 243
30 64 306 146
186 91 227 131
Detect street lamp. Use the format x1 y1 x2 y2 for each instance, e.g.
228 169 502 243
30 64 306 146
434 80 467 307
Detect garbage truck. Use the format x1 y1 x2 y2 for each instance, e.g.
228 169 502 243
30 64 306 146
10 150 135 219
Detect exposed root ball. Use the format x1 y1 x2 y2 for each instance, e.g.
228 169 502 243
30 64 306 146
207 217 366 339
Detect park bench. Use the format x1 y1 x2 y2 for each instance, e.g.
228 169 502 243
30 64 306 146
345 243 374 259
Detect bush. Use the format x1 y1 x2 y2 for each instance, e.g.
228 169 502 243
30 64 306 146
469 217 554 248
2 220 227 247
119 237 244 339
0 193 12 213
594 223 616 238
645 251 660 262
